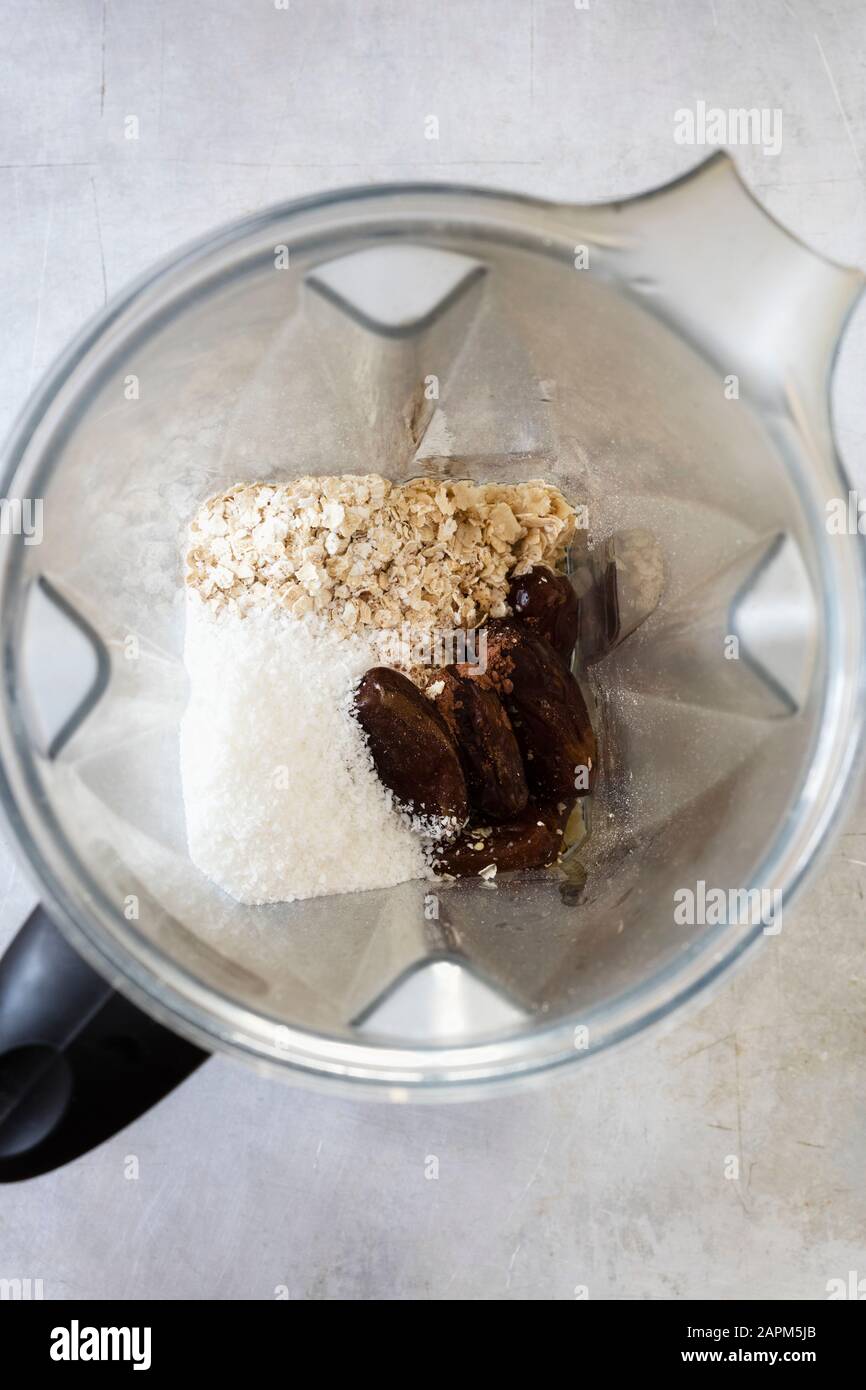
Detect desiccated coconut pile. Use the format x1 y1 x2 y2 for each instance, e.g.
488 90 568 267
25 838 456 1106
180 606 428 904
181 473 579 905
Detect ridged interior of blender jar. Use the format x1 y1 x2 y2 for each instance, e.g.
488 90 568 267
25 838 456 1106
13 216 819 1048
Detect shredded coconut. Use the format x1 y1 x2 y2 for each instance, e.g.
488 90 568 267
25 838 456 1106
180 599 430 904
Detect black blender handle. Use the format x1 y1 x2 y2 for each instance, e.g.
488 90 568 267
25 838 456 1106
0 905 207 1180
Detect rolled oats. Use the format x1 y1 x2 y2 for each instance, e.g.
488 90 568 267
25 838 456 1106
186 474 577 635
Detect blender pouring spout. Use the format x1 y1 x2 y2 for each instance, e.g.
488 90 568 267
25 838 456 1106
569 152 866 421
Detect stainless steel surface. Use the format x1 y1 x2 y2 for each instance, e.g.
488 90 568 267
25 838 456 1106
1 0 865 1299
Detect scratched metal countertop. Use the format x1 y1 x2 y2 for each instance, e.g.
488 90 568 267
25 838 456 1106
1 0 865 1299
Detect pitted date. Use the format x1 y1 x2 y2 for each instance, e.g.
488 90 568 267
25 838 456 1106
434 801 572 876
438 669 528 821
506 628 596 800
461 621 596 801
508 565 579 662
354 667 468 824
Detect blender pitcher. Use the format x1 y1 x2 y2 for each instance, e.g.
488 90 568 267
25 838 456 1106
0 153 863 1179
